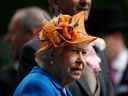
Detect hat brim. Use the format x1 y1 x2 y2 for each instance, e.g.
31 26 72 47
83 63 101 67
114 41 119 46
66 35 97 45
35 35 97 57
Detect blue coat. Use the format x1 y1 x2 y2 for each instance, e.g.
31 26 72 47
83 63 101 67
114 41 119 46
14 66 72 96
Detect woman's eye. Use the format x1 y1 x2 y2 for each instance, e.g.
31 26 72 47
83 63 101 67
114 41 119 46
72 49 76 52
82 51 87 54
71 50 79 54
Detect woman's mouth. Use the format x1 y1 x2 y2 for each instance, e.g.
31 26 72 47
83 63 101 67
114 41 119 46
70 67 83 75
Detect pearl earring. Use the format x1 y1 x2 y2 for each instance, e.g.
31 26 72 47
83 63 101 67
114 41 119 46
50 60 54 65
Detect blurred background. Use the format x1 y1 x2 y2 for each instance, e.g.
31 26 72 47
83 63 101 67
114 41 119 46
0 0 48 36
0 0 128 96
1 0 128 43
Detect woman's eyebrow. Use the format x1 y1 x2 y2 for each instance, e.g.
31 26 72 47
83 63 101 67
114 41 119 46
72 47 87 51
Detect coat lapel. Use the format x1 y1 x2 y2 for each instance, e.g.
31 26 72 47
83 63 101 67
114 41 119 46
77 76 93 96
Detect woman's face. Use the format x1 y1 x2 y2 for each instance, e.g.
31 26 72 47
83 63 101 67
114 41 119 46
54 43 89 83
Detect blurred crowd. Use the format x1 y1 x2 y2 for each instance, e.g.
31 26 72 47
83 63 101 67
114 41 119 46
0 0 128 96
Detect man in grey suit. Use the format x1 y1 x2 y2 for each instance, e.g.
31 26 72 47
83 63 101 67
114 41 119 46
87 7 128 96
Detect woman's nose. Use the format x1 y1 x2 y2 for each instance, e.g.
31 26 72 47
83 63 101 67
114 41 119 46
75 52 86 70
76 52 85 64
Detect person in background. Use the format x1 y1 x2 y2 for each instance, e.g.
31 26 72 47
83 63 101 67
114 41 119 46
14 7 51 78
87 7 128 96
14 12 97 96
4 6 51 68
2 6 50 95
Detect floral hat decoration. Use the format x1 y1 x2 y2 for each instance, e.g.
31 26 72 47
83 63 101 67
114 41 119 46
35 11 97 55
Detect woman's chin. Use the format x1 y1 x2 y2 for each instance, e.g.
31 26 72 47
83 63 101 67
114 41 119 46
70 71 82 80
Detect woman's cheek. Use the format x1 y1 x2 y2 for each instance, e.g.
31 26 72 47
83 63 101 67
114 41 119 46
64 53 76 65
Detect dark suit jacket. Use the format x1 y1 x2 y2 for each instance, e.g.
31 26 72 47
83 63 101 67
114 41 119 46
19 37 114 96
19 36 39 79
116 61 128 96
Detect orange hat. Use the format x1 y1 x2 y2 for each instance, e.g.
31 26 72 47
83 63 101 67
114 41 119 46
35 11 97 55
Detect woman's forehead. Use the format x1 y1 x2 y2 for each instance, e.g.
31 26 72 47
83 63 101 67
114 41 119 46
65 43 89 50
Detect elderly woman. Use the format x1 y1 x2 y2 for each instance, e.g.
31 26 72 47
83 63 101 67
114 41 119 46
13 11 97 96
